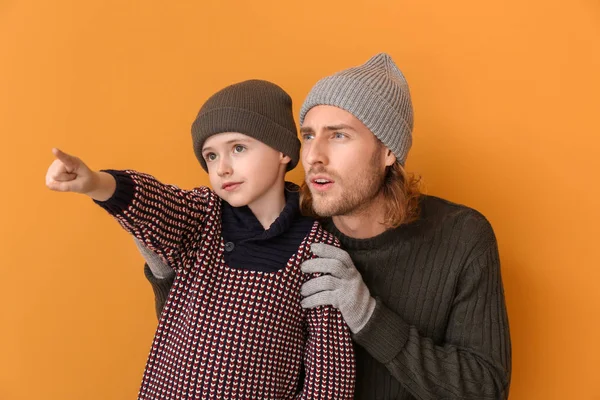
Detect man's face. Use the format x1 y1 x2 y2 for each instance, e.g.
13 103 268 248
301 105 396 217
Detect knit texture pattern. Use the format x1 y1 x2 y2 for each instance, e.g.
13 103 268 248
146 195 512 399
300 53 413 165
96 170 355 400
192 79 301 171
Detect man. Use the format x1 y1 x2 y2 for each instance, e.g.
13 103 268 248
142 53 511 399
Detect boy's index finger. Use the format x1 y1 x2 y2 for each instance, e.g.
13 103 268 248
52 148 79 171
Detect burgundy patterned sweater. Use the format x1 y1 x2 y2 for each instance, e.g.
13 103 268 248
95 170 355 400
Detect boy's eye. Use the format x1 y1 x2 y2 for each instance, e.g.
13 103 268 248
234 145 246 153
205 153 217 161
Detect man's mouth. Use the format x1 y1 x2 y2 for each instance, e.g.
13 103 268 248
310 176 335 192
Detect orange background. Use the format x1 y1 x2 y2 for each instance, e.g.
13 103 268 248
1 1 599 399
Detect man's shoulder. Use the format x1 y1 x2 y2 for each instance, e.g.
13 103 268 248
420 194 490 223
417 194 496 244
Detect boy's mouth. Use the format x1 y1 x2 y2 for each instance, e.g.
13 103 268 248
222 182 243 191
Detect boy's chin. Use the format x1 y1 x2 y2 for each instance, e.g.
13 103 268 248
219 193 248 208
226 199 249 207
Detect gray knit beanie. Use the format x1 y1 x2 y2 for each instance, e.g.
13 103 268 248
299 53 413 165
192 79 300 171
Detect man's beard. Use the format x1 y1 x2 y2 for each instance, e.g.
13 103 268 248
308 154 386 218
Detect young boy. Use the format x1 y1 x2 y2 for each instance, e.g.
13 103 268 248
45 80 355 399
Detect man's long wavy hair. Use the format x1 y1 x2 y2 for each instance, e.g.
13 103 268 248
300 162 422 229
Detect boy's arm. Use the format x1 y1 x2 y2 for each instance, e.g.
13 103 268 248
46 148 211 270
298 304 356 400
95 169 209 270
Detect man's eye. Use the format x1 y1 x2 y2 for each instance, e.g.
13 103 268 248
334 132 346 139
302 134 314 141
234 145 246 153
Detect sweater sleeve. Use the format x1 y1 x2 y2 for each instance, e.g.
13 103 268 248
143 263 176 319
94 169 212 272
353 241 511 399
298 305 356 400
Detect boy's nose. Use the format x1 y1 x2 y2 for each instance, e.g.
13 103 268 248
217 158 232 177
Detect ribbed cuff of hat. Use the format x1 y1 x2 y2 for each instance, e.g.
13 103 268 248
300 53 414 165
300 75 412 165
192 108 300 172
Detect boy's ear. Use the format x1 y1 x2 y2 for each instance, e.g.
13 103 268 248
280 153 292 165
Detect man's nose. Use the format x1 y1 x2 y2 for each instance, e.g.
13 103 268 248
302 136 329 167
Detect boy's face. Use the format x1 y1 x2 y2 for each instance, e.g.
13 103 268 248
300 105 396 217
201 132 291 208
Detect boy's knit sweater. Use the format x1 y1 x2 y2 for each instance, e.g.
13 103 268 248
95 170 355 400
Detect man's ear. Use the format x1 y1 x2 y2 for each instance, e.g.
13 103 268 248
384 148 396 167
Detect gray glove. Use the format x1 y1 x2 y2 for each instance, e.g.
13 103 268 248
301 243 376 333
133 238 174 279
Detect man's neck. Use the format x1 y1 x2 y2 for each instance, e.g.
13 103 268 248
331 194 389 239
